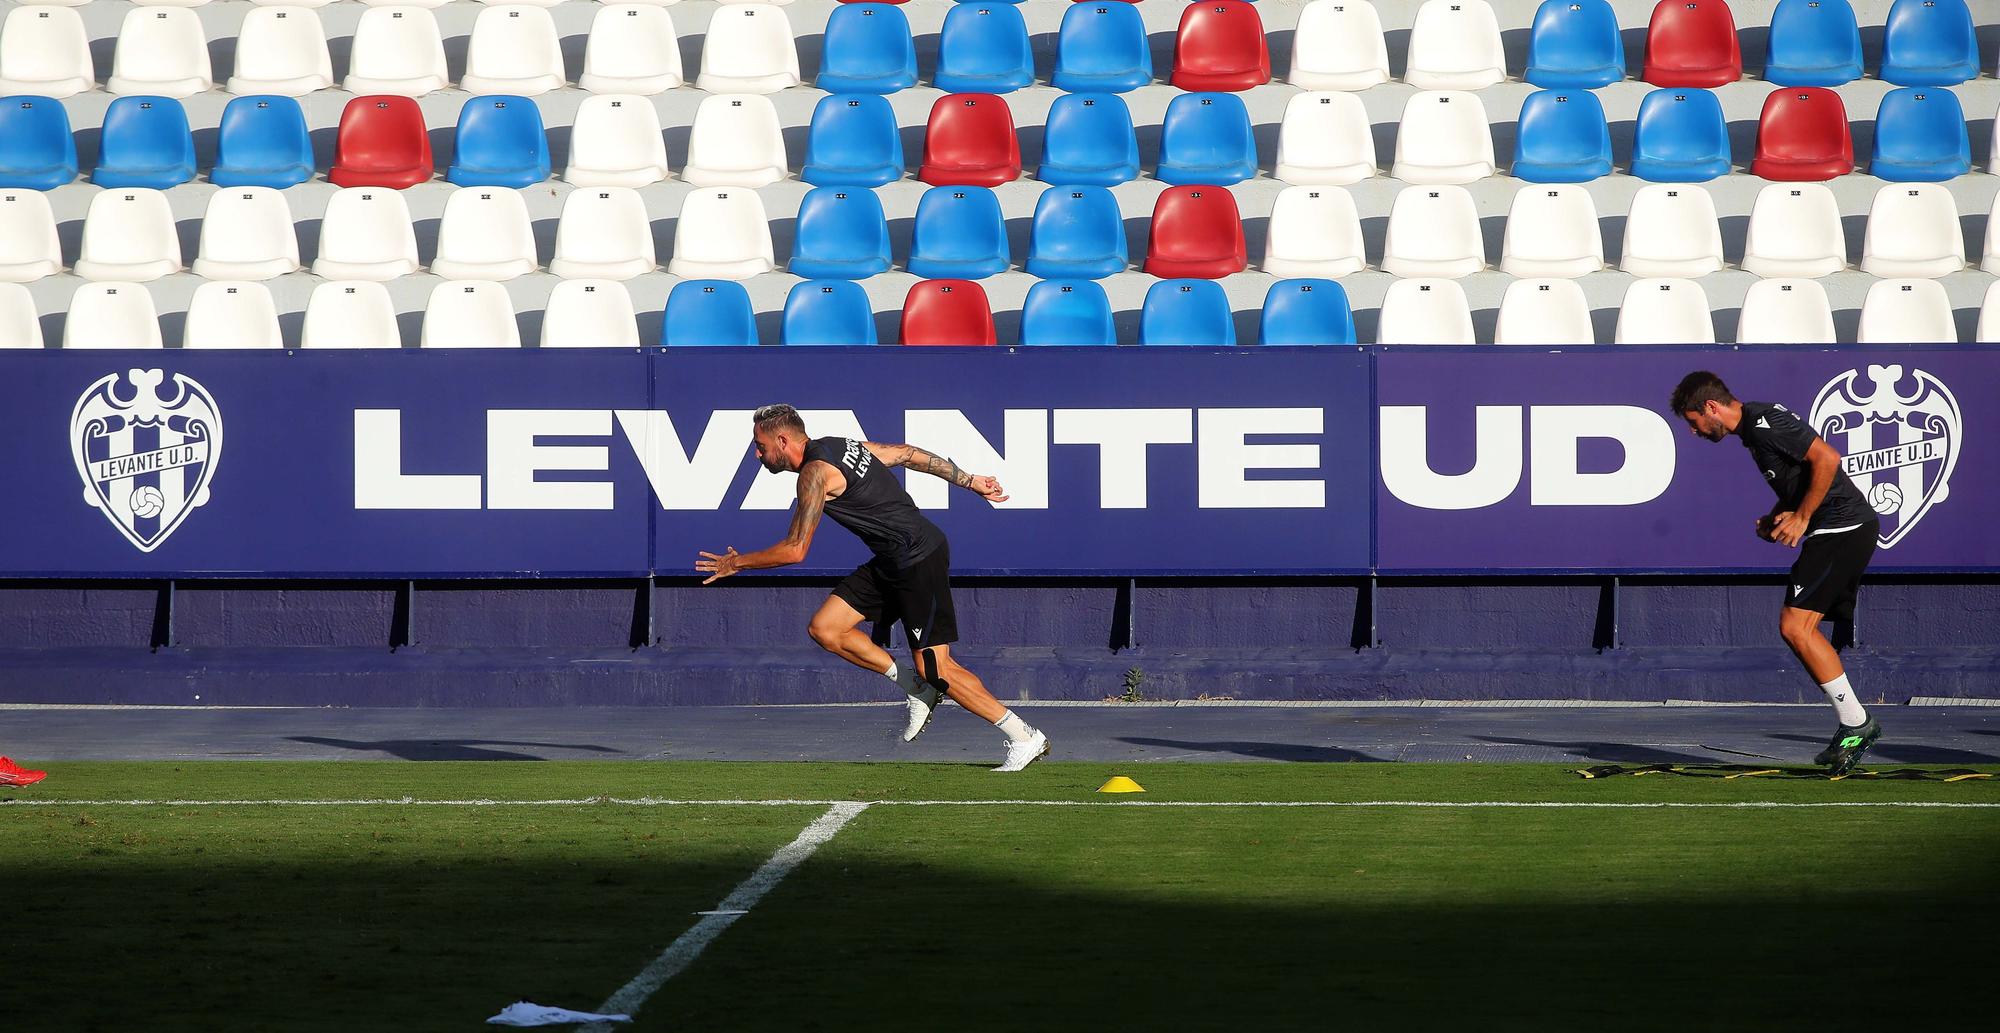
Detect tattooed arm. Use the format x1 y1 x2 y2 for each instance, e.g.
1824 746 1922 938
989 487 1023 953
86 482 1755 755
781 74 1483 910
696 461 841 583
863 442 1010 503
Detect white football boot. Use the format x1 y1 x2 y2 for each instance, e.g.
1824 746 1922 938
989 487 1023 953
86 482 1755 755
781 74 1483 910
994 729 1050 772
897 665 941 743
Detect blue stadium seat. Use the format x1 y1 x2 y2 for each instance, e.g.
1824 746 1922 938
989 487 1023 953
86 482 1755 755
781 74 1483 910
1870 87 1970 182
783 280 878 346
93 97 195 190
1139 279 1235 346
1155 92 1256 186
447 96 550 189
1019 279 1117 346
908 185 1009 279
933 4 1034 94
1629 88 1730 182
663 280 758 347
1763 0 1862 86
0 96 78 190
1052 2 1151 93
211 96 314 190
802 95 903 188
1260 279 1357 346
816 3 917 94
1038 93 1139 186
1512 89 1612 183
1878 0 1978 87
1523 0 1624 89
789 187 893 279
1025 186 1127 280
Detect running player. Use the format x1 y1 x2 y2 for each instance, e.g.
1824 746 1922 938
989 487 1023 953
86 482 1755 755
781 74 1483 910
695 405 1051 771
1671 371 1882 777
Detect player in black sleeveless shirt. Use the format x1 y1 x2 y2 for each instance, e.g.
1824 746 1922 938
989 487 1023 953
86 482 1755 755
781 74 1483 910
695 404 1050 771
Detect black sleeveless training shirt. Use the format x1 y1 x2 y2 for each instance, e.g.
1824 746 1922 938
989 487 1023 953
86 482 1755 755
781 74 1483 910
803 437 944 567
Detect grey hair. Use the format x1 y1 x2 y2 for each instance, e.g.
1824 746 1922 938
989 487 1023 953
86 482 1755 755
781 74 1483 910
753 404 806 436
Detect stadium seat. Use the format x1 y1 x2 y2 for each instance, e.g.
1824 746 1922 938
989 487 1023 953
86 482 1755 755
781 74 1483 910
93 97 195 189
1977 282 2000 343
1879 0 1978 87
1037 92 1139 186
1018 278 1116 346
1389 91 1495 185
0 189 61 282
1274 92 1376 186
1053 2 1151 93
817 2 916 94
1735 278 1836 344
211 96 314 189
1750 88 1852 181
0 283 41 349
782 280 878 346
1382 185 1484 278
1493 278 1595 345
1512 89 1612 183
541 279 641 349
1615 278 1714 344
1984 208 2000 274
461 5 564 96
343 7 449 97
1641 0 1740 87
447 97 549 189
1025 186 1127 280
1629 88 1731 182
900 280 995 346
1524 0 1624 89
663 280 759 347
1138 279 1235 347
1288 0 1390 91
935 3 1033 94
1857 278 1956 343
1404 0 1505 90
312 187 420 280
802 95 903 188
790 186 893 279
432 188 538 281
667 188 775 280
1375 278 1473 345
1170 1 1269 91
1143 186 1246 279
183 281 282 350
108 9 213 97
64 283 163 350
1260 278 1357 346
1860 183 1964 278
0 7 93 98
683 94 787 188
422 281 520 349
695 4 800 94
909 185 1009 279
1156 92 1256 186
301 281 401 349
919 94 1020 187
192 187 300 281
1620 184 1724 277
566 95 670 187
1740 182 1845 278
579 5 683 94
1871 88 1969 182
1262 185 1365 279
1500 184 1603 279
1762 0 1862 87
228 7 333 95
550 187 655 280
331 96 431 189
0 97 77 190
73 189 181 282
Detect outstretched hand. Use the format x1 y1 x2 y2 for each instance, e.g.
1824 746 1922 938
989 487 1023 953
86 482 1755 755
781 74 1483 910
696 546 741 585
969 474 1009 504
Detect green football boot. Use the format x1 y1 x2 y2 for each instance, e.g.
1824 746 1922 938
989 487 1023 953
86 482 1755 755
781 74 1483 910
1815 716 1882 778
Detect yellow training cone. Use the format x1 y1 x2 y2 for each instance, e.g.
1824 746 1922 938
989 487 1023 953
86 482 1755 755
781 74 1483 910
1097 776 1145 794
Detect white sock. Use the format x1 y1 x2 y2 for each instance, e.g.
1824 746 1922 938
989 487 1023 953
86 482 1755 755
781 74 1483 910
882 660 899 683
1819 674 1868 726
994 710 1036 745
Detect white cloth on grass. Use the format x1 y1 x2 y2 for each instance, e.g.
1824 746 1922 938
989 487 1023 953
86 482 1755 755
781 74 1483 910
488 1001 632 1026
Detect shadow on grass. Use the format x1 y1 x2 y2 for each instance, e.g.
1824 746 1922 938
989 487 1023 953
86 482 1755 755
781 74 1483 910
285 737 625 761
1468 734 1723 765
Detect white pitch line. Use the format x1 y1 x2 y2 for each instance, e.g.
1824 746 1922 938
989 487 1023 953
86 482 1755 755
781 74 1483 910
10 798 2000 809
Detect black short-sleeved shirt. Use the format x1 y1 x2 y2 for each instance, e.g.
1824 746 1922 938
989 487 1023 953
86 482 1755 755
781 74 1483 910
1737 401 1874 534
803 437 944 568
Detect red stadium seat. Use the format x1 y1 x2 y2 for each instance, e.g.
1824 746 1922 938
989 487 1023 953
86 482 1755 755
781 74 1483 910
918 93 1021 187
1750 87 1853 181
329 96 431 189
1641 0 1741 87
1170 2 1270 92
900 279 996 346
1142 185 1247 279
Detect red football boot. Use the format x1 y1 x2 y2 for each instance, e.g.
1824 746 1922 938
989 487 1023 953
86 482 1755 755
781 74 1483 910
0 756 48 787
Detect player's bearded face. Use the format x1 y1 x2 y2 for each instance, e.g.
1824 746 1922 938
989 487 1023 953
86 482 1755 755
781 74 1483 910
753 430 790 473
1681 407 1725 442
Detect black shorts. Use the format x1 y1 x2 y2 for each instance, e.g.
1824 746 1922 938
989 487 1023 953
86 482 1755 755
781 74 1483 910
832 545 958 651
1786 522 1878 621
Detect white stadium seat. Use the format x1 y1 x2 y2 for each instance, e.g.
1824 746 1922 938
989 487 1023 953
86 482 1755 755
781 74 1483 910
1500 185 1603 279
108 8 214 98
682 94 788 188
1620 184 1724 277
0 283 42 350
1289 0 1390 91
0 7 94 98
1615 278 1715 345
566 95 671 187
550 187 656 281
1860 184 1964 278
1740 183 1845 278
0 190 63 283
1381 184 1484 278
302 281 401 349
312 187 420 281
132 0 216 7
1494 278 1594 345
460 5 566 97
1735 278 1836 344
193 187 300 281
667 188 775 280
73 189 183 283
580 5 684 95
1403 0 1505 90
422 281 521 349
1262 185 1366 278
343 7 449 97
1376 278 1474 344
22 0 90 6
228 7 333 96
1857 278 1956 344
357 0 448 7
255 0 335 7
1977 281 2000 343
1983 201 2000 274
540 280 641 349
694 4 799 94
431 188 539 281
64 283 163 350
183 281 283 350
1390 91 1495 185
1274 92 1377 186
